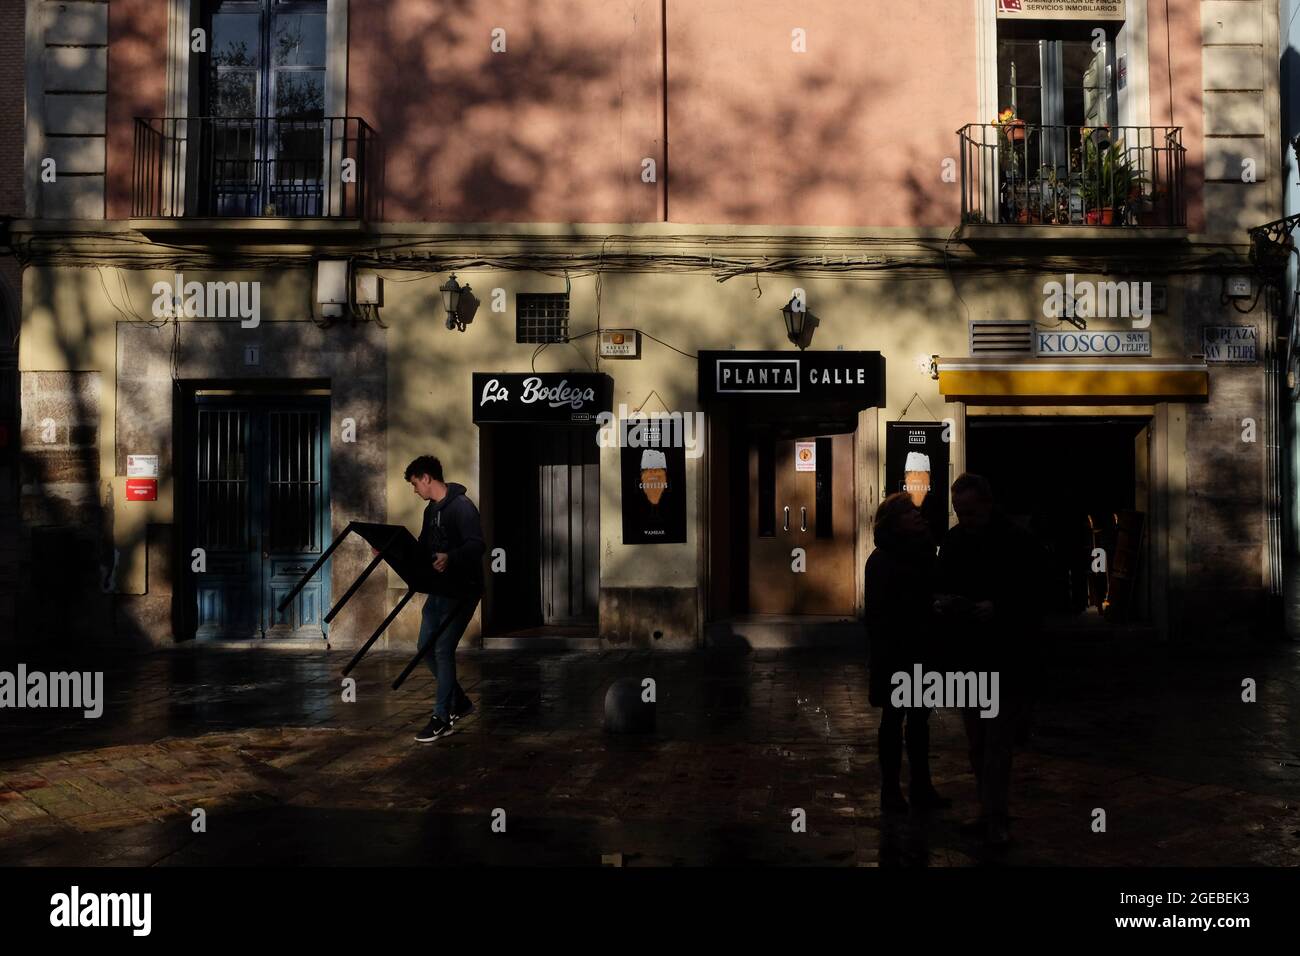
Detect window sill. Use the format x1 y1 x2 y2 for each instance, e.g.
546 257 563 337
129 217 368 237
957 224 1189 243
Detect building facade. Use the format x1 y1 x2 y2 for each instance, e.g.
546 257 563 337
4 0 1286 649
1277 0 1300 576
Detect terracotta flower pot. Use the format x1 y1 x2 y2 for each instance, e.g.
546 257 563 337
1007 119 1026 143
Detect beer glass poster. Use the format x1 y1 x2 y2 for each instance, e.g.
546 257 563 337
885 423 950 542
620 434 687 544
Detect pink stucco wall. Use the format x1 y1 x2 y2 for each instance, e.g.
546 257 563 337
666 0 978 227
348 0 664 223
1148 0 1205 232
106 0 168 221
98 0 1206 230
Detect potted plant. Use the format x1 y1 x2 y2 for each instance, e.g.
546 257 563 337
1079 129 1147 225
997 107 1026 143
994 107 1027 180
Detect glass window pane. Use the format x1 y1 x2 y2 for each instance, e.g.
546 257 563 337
212 13 260 68
274 71 324 119
213 71 257 116
212 120 257 181
272 13 326 67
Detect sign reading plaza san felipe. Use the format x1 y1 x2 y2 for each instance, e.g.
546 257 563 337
697 350 885 406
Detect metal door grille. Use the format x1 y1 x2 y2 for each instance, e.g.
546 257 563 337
196 409 250 549
267 410 321 552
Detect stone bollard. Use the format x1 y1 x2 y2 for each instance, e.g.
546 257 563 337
604 677 655 734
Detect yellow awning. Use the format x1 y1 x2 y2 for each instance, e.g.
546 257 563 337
936 359 1209 403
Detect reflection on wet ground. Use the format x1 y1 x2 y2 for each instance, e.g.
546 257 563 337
0 639 1297 865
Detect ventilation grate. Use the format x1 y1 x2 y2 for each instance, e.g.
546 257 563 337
969 320 1033 355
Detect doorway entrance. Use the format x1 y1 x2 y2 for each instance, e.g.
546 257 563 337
480 425 600 635
966 415 1151 623
707 408 858 620
747 430 856 614
182 391 331 639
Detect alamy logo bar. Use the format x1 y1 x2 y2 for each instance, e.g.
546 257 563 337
50 886 151 936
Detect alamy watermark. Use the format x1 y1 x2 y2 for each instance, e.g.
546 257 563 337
1042 274 1152 328
890 665 1000 718
152 272 261 328
596 404 704 459
0 665 103 718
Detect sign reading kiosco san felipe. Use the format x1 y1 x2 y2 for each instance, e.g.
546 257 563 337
697 350 885 407
996 0 1125 20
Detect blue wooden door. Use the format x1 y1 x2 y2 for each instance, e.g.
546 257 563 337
191 396 329 639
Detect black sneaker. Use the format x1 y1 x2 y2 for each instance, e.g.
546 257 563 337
414 716 452 742
450 698 475 724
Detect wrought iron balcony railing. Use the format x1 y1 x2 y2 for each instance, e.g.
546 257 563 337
133 116 377 220
957 123 1185 229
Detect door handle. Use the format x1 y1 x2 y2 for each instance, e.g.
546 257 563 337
801 506 807 532
783 506 790 532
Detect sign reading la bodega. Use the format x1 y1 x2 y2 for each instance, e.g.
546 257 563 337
698 350 885 406
472 372 614 423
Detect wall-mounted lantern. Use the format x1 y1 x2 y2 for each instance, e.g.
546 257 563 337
440 273 473 332
782 294 808 350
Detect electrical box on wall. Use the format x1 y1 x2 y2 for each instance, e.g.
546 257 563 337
1227 276 1253 298
355 272 383 306
317 260 349 317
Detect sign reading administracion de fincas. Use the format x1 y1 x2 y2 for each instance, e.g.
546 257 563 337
996 0 1125 20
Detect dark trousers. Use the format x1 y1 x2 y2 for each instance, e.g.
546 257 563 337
417 593 479 720
878 705 934 793
960 691 1022 823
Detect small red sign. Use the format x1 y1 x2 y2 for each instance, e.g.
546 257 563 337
125 478 157 502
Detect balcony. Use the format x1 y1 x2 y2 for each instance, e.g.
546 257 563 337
957 123 1186 241
132 116 377 228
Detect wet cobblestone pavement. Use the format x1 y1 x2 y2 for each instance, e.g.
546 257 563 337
0 639 1298 866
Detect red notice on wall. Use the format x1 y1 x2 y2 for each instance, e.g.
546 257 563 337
125 479 157 502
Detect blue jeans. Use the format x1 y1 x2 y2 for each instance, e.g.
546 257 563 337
417 593 479 720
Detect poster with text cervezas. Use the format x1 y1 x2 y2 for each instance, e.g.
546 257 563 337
885 423 951 545
620 418 688 545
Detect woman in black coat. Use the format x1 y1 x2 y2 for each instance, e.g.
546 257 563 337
864 492 950 813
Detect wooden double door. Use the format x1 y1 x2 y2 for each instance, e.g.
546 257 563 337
747 431 856 615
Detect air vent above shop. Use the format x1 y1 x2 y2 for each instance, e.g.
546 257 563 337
969 320 1034 355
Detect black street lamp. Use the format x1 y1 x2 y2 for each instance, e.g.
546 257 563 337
440 273 472 331
782 294 808 349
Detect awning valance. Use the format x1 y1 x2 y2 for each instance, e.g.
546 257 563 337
936 358 1209 403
